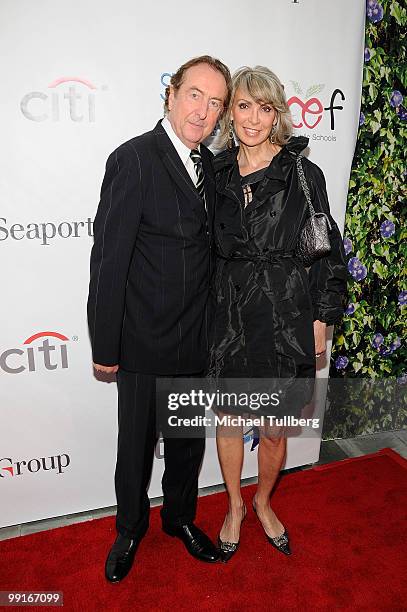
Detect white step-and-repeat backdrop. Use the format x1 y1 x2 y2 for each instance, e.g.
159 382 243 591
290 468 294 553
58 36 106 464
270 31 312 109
0 0 365 528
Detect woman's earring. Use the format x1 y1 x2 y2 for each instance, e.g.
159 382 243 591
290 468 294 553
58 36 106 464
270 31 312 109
227 121 235 149
270 123 277 144
211 120 220 137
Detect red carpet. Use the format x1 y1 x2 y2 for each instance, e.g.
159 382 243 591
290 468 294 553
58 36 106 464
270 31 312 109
1 448 406 612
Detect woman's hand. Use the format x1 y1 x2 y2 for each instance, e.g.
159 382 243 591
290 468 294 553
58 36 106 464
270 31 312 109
313 320 327 358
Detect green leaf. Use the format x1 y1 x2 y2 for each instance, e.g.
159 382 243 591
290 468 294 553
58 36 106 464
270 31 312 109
390 1 407 25
289 80 303 95
373 261 388 279
305 84 325 97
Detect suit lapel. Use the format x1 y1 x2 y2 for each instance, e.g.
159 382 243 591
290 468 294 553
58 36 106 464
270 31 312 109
153 121 206 218
200 146 216 236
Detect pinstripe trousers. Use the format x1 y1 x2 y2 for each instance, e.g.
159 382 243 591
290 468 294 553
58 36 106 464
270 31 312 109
115 369 205 540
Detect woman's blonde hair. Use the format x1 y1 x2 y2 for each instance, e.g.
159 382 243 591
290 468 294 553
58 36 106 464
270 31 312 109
217 65 293 149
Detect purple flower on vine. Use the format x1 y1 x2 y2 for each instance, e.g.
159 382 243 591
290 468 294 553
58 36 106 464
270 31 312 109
366 0 384 23
380 220 395 238
335 356 349 370
390 337 401 352
359 112 365 126
364 48 371 62
345 303 356 315
390 90 403 108
398 291 407 306
343 237 353 255
371 333 384 348
396 105 407 121
348 257 367 281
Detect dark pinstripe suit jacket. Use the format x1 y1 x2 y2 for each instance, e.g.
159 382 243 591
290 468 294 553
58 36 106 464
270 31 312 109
87 120 215 374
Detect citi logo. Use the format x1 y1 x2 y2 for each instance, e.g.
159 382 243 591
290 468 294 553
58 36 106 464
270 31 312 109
20 76 107 122
0 331 70 375
0 453 70 478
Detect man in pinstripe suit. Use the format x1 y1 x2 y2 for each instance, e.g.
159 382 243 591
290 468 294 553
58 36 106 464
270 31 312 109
87 56 231 582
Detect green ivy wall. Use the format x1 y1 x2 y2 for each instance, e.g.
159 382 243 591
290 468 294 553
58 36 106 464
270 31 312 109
324 0 406 438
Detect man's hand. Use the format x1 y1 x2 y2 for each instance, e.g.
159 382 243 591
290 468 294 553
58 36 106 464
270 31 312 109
93 363 119 374
313 320 327 358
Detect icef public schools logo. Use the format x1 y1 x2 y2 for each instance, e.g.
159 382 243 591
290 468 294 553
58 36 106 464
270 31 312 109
0 453 70 478
287 82 345 132
20 76 107 122
0 331 71 374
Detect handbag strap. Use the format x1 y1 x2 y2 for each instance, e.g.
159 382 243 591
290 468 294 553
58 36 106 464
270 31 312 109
296 154 316 216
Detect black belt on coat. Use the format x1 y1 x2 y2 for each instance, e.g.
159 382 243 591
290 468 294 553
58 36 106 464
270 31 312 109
217 249 296 263
213 250 299 300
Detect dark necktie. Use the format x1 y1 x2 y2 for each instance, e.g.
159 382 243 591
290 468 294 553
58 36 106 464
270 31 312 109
190 148 207 213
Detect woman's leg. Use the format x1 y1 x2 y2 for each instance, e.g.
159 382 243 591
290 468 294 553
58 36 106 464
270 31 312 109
253 426 287 537
216 414 246 543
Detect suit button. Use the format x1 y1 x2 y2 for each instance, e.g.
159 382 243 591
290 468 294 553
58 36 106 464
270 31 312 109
220 223 226 229
270 211 276 217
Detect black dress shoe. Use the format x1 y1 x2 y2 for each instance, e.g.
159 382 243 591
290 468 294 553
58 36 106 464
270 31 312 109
162 523 220 563
105 534 140 583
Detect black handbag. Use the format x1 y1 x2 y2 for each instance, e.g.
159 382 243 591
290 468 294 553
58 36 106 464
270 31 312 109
294 154 332 267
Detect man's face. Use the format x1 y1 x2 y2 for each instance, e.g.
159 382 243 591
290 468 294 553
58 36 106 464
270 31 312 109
168 63 228 149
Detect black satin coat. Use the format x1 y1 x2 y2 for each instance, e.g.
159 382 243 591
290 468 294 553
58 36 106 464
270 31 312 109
208 136 347 379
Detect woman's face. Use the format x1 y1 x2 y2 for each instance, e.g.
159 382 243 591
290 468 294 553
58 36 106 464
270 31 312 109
231 87 277 147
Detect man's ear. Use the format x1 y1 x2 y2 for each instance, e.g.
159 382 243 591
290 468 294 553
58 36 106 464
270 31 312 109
168 85 175 112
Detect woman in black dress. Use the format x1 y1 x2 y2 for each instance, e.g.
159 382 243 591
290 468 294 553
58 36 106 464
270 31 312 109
210 66 347 561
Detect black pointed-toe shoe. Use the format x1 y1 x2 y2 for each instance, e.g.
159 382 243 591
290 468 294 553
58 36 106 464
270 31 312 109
265 529 291 555
252 501 291 556
217 535 240 563
105 534 141 583
162 523 220 563
217 506 247 563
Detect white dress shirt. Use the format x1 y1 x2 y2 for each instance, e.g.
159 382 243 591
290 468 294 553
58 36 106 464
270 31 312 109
161 116 199 186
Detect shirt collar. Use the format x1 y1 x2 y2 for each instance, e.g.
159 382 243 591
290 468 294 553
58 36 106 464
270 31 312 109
161 116 200 166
